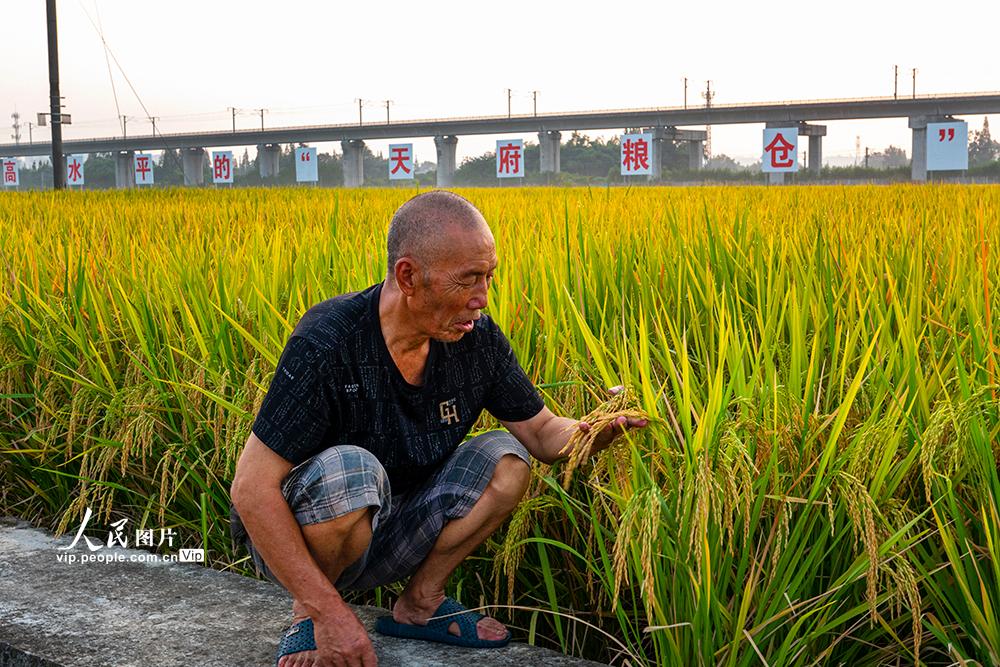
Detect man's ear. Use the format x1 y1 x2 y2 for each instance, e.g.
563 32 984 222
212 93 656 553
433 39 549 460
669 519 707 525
394 258 418 297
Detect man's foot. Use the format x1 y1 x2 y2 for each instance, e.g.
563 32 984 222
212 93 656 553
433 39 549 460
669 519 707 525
276 600 318 667
391 591 508 641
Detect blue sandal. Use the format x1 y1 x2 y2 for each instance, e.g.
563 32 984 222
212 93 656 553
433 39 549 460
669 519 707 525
274 618 316 665
374 597 511 648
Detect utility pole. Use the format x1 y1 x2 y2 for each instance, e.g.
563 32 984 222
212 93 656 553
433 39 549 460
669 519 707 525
684 77 688 109
911 68 917 99
701 80 714 159
532 90 538 117
506 88 512 118
864 146 869 169
356 98 363 126
10 112 22 144
46 0 66 189
256 108 267 131
893 65 898 100
28 121 34 144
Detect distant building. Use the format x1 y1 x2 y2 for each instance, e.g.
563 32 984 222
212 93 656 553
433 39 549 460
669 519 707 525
414 160 436 175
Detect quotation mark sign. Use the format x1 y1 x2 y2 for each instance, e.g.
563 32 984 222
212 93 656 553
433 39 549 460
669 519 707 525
938 128 955 142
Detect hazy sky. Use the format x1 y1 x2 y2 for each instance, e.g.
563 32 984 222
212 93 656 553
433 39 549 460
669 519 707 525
3 0 998 166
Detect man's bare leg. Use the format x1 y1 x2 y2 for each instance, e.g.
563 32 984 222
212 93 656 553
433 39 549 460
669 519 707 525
390 454 530 641
280 507 373 667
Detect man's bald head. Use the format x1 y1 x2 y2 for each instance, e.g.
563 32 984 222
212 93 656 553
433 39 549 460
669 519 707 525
385 190 490 283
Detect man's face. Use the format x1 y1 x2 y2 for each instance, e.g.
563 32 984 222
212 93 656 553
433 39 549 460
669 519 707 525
412 223 498 342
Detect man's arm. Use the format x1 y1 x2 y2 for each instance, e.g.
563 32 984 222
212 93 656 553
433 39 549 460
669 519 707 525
501 390 649 465
230 432 375 665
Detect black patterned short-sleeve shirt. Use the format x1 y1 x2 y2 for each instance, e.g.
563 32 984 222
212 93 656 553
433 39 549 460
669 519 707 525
248 281 544 494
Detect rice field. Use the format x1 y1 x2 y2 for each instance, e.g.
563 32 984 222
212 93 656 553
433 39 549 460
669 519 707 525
1 185 998 666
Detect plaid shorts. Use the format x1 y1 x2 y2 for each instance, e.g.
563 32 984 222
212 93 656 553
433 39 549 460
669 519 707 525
239 430 529 591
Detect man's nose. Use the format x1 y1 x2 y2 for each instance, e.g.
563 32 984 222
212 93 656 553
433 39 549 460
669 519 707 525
467 293 488 311
467 277 489 311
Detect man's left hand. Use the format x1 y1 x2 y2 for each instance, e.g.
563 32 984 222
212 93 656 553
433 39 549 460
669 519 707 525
576 386 649 453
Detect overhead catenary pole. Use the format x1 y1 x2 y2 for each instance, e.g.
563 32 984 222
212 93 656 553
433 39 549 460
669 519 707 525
384 100 391 124
532 91 538 117
121 115 128 139
506 88 512 118
702 80 714 159
46 0 66 189
257 108 267 131
684 77 688 109
894 65 898 100
912 68 917 99
228 107 237 132
356 98 363 126
11 112 22 144
148 116 158 135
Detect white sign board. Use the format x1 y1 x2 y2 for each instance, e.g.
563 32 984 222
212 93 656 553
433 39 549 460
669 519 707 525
134 153 155 185
762 128 799 173
211 151 234 184
2 158 19 187
67 155 85 186
927 121 968 171
620 133 653 176
295 146 318 183
496 139 524 178
388 143 414 180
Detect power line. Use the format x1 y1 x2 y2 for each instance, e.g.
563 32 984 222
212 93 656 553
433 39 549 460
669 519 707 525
89 0 121 132
75 0 159 141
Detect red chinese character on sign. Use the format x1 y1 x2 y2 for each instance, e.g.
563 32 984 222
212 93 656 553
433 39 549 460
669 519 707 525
390 146 411 175
3 162 15 184
622 138 650 172
498 143 521 175
764 132 795 168
213 154 231 180
68 160 82 183
136 155 151 179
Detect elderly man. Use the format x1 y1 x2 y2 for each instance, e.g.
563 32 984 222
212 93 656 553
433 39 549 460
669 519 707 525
229 190 647 667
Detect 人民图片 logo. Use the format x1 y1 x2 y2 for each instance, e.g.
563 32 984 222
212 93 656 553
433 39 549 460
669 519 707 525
55 506 203 565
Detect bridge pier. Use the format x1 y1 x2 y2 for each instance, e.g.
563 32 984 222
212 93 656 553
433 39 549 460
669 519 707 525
114 151 135 188
688 140 704 170
342 140 365 187
257 144 281 179
798 124 826 174
182 148 207 186
808 135 823 174
538 131 561 174
909 115 952 182
646 127 708 179
434 135 458 187
646 127 666 181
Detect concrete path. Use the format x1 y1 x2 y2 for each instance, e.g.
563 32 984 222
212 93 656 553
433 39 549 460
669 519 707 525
0 517 605 667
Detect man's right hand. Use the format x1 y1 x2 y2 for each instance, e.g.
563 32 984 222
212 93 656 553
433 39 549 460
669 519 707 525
310 602 378 667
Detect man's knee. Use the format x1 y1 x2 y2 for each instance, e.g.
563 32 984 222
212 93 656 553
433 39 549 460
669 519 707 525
285 445 390 527
485 454 530 510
